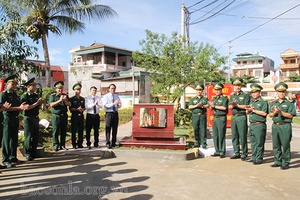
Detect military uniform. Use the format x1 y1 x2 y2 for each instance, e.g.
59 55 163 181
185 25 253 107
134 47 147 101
229 78 250 160
20 78 41 161
211 83 228 157
69 83 85 149
248 84 268 164
269 83 296 170
188 84 208 148
49 81 69 151
0 75 23 166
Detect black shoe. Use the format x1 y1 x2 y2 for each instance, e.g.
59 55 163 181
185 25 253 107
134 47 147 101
87 146 91 149
60 146 68 150
106 144 111 148
280 166 289 170
54 148 59 152
246 158 253 162
211 153 220 157
270 163 281 168
220 155 225 158
26 156 34 161
3 162 15 168
230 155 241 159
10 159 25 164
253 161 263 165
94 145 99 148
72 146 78 149
0 165 7 169
241 156 247 161
78 146 83 149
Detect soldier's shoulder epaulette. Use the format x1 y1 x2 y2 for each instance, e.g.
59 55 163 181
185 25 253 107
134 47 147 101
51 93 56 96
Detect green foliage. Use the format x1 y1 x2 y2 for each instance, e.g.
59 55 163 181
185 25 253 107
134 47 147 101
132 30 227 104
286 74 300 82
0 8 39 77
174 108 192 127
230 75 258 86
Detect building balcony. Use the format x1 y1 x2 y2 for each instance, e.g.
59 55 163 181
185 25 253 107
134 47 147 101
233 63 263 70
279 63 299 69
69 61 130 73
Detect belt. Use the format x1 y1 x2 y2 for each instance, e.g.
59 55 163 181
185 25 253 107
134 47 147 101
25 115 39 118
274 122 290 126
72 113 82 116
193 113 205 115
233 113 246 116
106 111 118 113
214 115 226 118
87 113 99 116
54 113 66 116
250 122 265 125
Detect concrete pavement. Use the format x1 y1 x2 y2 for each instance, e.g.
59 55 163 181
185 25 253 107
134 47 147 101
0 119 300 200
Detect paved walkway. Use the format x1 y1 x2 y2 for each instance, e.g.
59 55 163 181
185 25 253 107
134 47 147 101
1 119 300 199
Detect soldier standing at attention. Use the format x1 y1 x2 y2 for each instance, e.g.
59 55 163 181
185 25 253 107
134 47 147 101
228 77 250 161
49 81 71 152
269 82 296 170
188 84 209 148
20 78 45 161
208 83 228 158
69 83 85 149
0 74 28 167
245 84 268 165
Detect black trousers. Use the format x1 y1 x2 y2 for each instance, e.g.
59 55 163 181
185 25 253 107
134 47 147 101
105 112 119 146
86 114 100 147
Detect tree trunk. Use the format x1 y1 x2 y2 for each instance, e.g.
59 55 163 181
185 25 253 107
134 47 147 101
41 34 51 87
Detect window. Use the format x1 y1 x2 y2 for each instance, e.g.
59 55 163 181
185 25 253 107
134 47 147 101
290 59 296 64
254 70 262 77
258 60 262 64
289 70 297 76
281 71 287 78
243 61 247 64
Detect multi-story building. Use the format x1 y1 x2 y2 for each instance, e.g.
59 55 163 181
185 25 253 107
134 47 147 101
232 52 275 83
68 42 151 106
279 48 300 81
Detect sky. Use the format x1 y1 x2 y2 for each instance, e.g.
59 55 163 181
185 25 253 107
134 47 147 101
27 0 300 70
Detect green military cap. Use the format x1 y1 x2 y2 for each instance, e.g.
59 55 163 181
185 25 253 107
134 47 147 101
72 82 82 90
4 74 18 83
24 78 36 86
214 82 224 90
195 83 205 90
232 77 243 85
274 82 288 92
250 83 263 92
54 81 64 88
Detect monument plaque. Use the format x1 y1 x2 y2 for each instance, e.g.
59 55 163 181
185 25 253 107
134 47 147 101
119 103 186 150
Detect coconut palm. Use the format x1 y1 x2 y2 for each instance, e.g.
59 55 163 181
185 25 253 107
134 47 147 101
0 0 117 87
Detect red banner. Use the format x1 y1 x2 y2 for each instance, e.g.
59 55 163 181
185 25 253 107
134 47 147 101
296 94 300 111
0 78 4 92
206 84 234 128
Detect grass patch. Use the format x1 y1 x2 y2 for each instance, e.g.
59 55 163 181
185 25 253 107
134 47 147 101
293 116 300 124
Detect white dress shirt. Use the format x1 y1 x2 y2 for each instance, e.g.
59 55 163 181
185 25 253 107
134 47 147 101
103 93 122 112
85 95 103 114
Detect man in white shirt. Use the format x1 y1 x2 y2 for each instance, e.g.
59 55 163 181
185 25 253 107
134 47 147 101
85 86 102 149
103 84 122 148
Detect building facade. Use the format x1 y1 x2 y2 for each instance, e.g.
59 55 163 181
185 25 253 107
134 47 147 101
279 49 300 81
68 42 151 106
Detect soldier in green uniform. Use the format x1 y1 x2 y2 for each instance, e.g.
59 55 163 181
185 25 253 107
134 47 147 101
188 84 209 148
209 83 228 158
0 74 28 167
0 101 11 169
49 81 71 151
228 77 250 161
269 82 296 170
69 83 85 149
245 84 268 164
20 78 45 161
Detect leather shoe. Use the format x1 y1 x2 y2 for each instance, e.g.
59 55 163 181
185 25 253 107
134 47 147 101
60 146 68 150
87 146 91 149
253 161 263 165
246 158 253 162
230 155 241 159
241 156 247 161
3 162 15 168
26 156 34 161
0 165 7 169
211 153 220 157
77 146 83 149
270 163 281 168
220 155 225 158
280 166 289 170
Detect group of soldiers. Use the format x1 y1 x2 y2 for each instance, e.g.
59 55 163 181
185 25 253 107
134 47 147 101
0 74 122 169
189 77 296 170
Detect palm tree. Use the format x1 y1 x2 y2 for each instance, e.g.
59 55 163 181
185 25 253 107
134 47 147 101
0 0 117 87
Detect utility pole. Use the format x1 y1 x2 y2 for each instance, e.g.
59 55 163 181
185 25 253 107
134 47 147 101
227 41 232 81
132 65 135 106
180 2 186 109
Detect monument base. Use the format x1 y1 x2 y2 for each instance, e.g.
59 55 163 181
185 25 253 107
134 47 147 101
119 136 186 150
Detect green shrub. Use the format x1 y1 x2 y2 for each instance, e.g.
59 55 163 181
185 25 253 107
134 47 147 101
174 108 192 127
